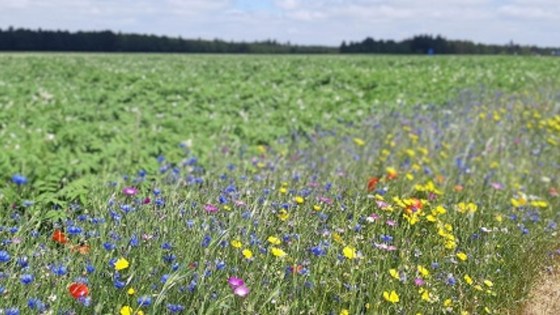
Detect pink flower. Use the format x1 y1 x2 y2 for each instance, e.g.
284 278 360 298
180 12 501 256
376 200 389 209
386 220 396 227
122 187 138 196
414 278 425 286
374 243 397 251
228 277 250 297
204 204 218 213
491 182 503 190
143 197 151 204
228 277 244 289
233 285 250 297
319 197 333 205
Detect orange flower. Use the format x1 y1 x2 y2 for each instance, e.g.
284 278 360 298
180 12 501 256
52 230 68 244
454 185 464 192
367 177 379 192
70 244 90 255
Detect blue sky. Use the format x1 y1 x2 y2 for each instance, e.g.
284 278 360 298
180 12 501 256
0 0 558 47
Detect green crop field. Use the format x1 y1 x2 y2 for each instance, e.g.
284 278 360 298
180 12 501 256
1 54 560 314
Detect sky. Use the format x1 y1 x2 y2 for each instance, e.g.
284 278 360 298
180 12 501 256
0 0 558 47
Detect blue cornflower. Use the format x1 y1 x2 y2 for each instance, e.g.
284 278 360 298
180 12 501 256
51 264 68 276
137 296 152 307
129 234 139 247
5 307 20 315
380 234 393 243
446 274 457 286
27 297 47 312
103 242 116 251
78 296 92 306
67 226 82 235
20 274 34 285
310 245 327 257
161 274 170 283
12 174 28 185
113 278 126 289
167 304 185 313
161 242 173 250
201 235 211 248
163 254 176 264
216 260 226 270
86 263 96 274
17 256 28 268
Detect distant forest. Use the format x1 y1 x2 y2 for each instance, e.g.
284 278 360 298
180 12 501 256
0 28 558 55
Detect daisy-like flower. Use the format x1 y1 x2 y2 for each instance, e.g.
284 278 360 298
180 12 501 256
242 249 253 259
383 290 399 303
115 258 130 271
342 246 357 260
267 236 281 245
271 247 287 258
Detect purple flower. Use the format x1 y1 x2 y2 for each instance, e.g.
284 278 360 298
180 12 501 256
122 187 138 196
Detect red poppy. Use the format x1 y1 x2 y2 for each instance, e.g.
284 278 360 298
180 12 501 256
52 230 68 244
68 282 89 299
367 177 379 192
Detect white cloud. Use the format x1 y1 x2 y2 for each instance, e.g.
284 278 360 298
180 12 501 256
0 0 557 47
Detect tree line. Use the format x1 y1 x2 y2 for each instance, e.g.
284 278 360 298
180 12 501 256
341 35 559 55
0 28 558 55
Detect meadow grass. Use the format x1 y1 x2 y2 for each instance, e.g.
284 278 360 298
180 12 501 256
1 89 560 314
1 55 560 314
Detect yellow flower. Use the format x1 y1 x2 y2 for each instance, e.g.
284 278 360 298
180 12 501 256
242 249 253 259
342 246 357 260
456 252 467 261
115 258 129 271
386 167 398 179
383 290 399 303
332 233 344 245
444 299 453 308
353 138 365 147
417 265 430 277
231 240 242 249
279 187 288 194
294 196 304 204
457 202 477 214
420 288 431 302
313 204 321 211
271 247 287 258
340 309 349 315
389 269 400 280
464 274 473 285
120 306 133 315
484 279 493 287
267 236 281 245
127 287 136 295
278 209 290 221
